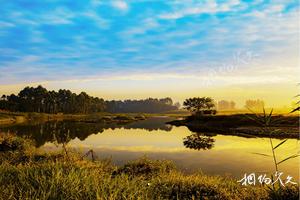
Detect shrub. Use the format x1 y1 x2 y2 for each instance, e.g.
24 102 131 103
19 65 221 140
113 157 176 177
0 133 33 152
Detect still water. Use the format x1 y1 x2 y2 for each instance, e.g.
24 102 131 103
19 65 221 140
1 117 298 179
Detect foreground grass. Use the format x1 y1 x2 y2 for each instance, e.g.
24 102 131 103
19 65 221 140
0 157 270 200
0 135 298 200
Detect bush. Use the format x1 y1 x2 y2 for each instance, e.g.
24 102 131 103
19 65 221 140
114 115 135 121
0 133 33 152
113 157 175 177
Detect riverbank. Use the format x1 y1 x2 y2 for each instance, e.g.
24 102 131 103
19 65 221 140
167 114 299 139
0 111 146 126
0 134 298 200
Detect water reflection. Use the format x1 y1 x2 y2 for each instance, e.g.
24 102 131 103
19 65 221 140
0 117 216 151
0 117 174 147
183 133 215 150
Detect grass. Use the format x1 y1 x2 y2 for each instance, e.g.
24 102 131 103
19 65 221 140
0 110 147 126
0 156 269 200
0 111 78 125
0 134 299 200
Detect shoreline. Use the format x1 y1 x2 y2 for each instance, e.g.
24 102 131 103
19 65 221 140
167 114 299 139
0 111 147 126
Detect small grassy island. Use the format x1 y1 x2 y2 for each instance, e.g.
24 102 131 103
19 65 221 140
167 97 299 139
168 114 299 139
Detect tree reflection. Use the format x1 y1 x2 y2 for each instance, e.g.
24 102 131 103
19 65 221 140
0 117 174 147
183 133 215 150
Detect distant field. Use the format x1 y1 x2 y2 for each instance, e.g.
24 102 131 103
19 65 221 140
162 108 297 116
217 108 297 116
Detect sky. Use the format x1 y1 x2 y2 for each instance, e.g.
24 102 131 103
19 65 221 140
0 0 299 108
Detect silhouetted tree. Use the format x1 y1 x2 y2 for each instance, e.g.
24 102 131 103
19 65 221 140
183 97 216 115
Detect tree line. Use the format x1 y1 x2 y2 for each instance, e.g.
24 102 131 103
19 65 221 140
106 98 179 113
0 85 179 114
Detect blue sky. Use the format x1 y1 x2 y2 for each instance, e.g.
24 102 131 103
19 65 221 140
0 0 299 106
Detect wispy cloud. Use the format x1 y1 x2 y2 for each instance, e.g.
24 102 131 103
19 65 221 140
40 7 75 25
82 11 110 29
111 1 129 11
159 0 243 20
121 18 159 37
0 21 15 28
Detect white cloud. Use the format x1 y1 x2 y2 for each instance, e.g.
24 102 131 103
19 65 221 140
41 7 75 25
0 21 15 28
20 55 41 63
159 0 242 20
111 1 129 11
267 5 284 13
83 11 110 29
121 18 159 36
9 11 38 26
219 0 241 12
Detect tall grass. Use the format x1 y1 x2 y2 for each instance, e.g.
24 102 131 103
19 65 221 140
0 157 271 200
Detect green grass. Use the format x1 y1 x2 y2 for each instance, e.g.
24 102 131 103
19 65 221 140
0 134 299 200
0 155 270 200
0 111 148 126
